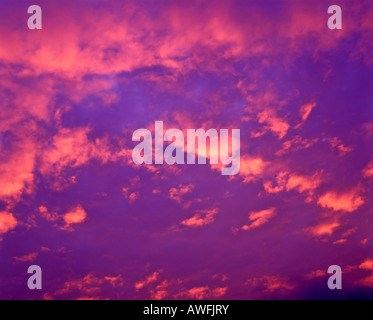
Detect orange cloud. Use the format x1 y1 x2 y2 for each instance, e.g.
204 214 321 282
180 208 219 228
0 211 17 239
242 208 276 230
317 189 364 213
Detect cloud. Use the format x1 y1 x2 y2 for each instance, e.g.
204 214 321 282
41 127 115 174
362 161 373 178
317 188 364 213
264 171 323 198
239 155 266 182
180 208 219 228
14 252 38 262
39 206 58 222
103 275 125 287
45 273 124 299
306 221 340 237
355 258 373 288
0 139 35 201
355 275 373 288
263 171 289 194
359 259 373 271
242 208 276 230
246 275 294 292
176 286 227 299
123 188 140 204
276 136 319 156
305 269 326 279
327 137 353 157
135 271 161 290
151 290 168 300
0 211 17 239
169 184 195 203
299 102 316 122
62 205 87 230
257 110 290 139
122 177 141 203
333 238 347 245
286 172 323 195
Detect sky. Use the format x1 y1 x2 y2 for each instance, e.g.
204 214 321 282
0 0 372 300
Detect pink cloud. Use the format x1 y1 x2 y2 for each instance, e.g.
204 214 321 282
41 127 115 174
39 205 58 222
239 155 266 182
317 188 364 213
46 273 123 299
0 211 17 239
286 172 323 195
299 102 316 122
103 275 125 287
355 259 373 288
135 271 161 290
362 160 373 178
169 184 195 203
180 208 219 228
242 208 276 230
14 252 38 262
263 171 289 194
359 259 373 271
176 286 227 299
327 137 353 157
306 221 340 237
246 275 294 292
0 140 35 201
306 269 326 279
62 205 87 230
257 110 290 139
264 171 323 199
123 188 140 204
151 290 168 300
355 276 373 288
276 136 319 156
333 239 347 245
